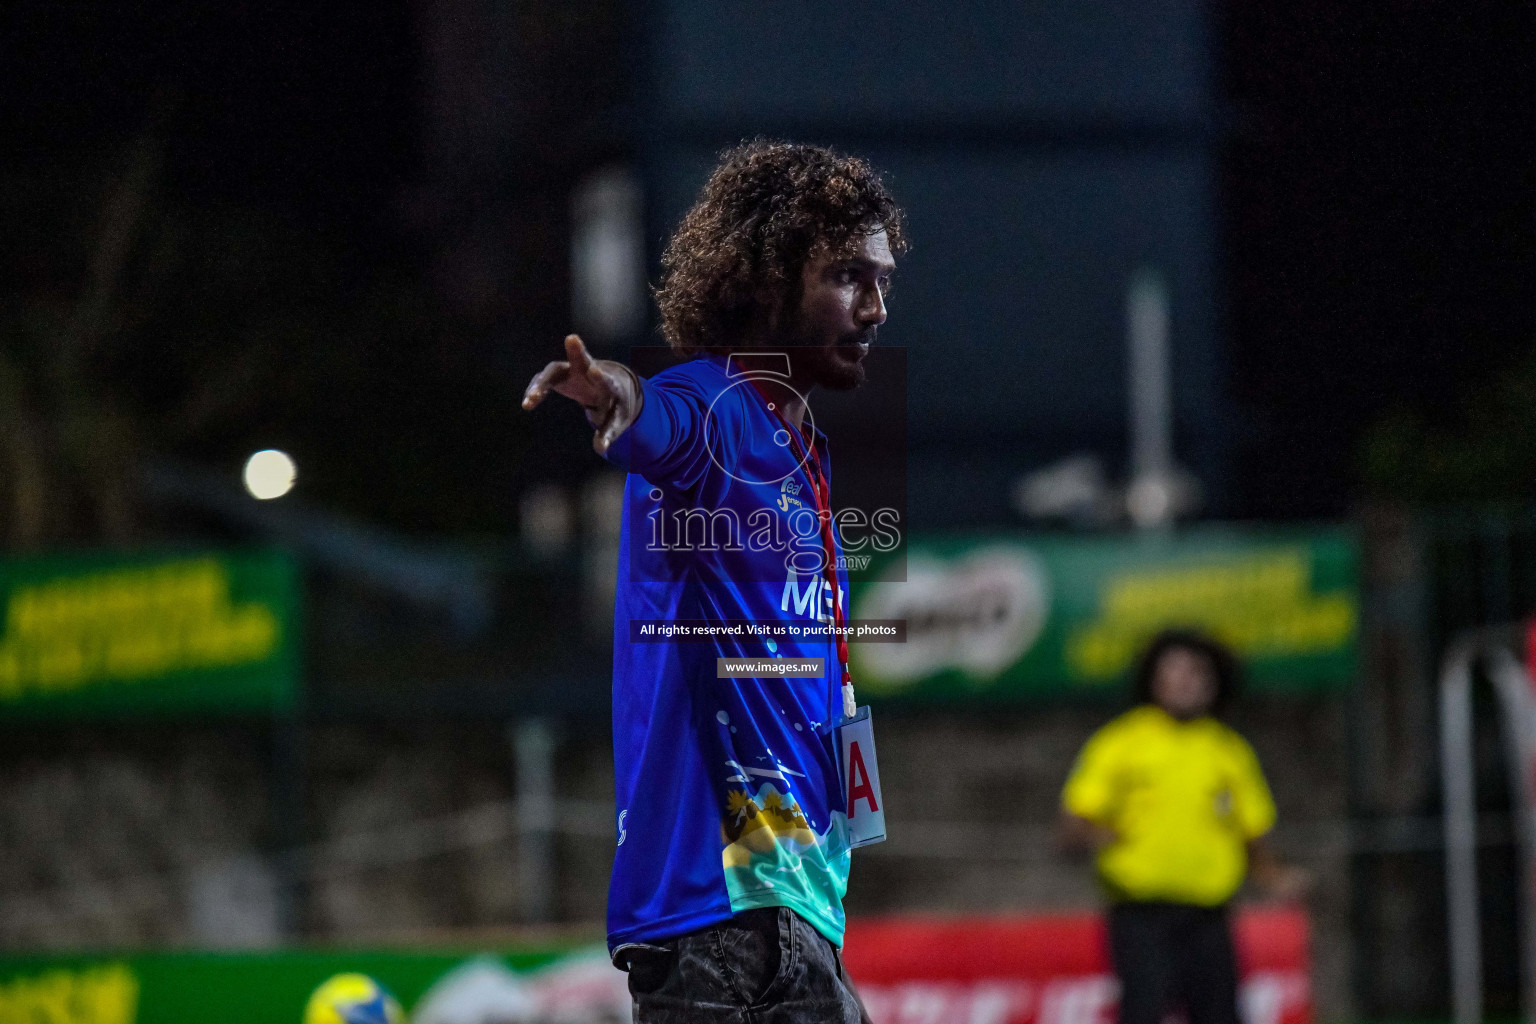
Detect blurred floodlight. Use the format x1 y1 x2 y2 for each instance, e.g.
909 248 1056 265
242 449 297 500
1125 266 1205 529
571 166 645 341
582 473 626 636
1126 474 1173 528
1126 467 1203 530
1012 455 1116 528
1127 267 1172 483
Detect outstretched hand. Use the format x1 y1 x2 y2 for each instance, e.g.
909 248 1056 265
521 334 644 454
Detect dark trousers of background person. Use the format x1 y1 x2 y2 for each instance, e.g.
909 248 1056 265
1108 902 1243 1024
619 907 871 1024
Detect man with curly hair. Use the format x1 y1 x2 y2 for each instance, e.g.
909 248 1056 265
523 140 903 1023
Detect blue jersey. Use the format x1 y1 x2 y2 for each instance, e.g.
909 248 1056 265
603 353 852 956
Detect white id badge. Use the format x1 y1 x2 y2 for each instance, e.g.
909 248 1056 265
836 706 887 848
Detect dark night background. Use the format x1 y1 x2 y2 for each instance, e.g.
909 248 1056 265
3 0 1533 533
3 6 1536 1014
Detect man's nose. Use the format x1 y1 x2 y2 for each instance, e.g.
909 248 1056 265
857 284 887 326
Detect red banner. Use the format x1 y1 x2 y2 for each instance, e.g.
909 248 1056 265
842 907 1310 1024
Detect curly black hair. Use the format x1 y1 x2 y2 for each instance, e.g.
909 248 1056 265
654 140 907 354
1130 629 1242 716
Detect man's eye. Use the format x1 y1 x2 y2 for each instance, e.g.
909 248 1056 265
836 269 855 284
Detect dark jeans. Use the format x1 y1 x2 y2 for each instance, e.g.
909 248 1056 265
1108 902 1242 1024
615 907 871 1024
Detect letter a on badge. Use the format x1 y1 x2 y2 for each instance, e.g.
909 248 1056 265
847 742 877 813
837 707 887 848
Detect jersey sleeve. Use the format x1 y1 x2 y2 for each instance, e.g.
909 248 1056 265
1228 734 1278 839
1062 726 1120 822
606 373 733 493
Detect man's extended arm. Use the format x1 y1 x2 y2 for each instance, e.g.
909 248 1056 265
521 334 645 454
524 335 724 493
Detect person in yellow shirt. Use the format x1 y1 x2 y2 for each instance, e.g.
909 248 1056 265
1059 630 1308 1024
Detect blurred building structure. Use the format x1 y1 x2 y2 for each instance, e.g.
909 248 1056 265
4 3 1536 1023
633 0 1228 527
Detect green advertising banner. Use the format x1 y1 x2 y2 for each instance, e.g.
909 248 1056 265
851 527 1358 701
0 945 613 1024
0 550 299 718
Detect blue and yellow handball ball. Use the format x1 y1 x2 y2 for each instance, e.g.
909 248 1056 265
303 973 407 1024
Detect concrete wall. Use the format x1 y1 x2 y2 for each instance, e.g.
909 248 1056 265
0 699 1352 1018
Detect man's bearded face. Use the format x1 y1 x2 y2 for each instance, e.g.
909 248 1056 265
777 228 894 391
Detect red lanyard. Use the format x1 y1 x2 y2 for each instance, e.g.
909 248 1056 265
791 431 851 687
751 383 854 697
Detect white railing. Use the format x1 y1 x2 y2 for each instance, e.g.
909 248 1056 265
1439 625 1536 1024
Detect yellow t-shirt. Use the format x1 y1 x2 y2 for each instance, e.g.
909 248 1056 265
1061 704 1277 907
